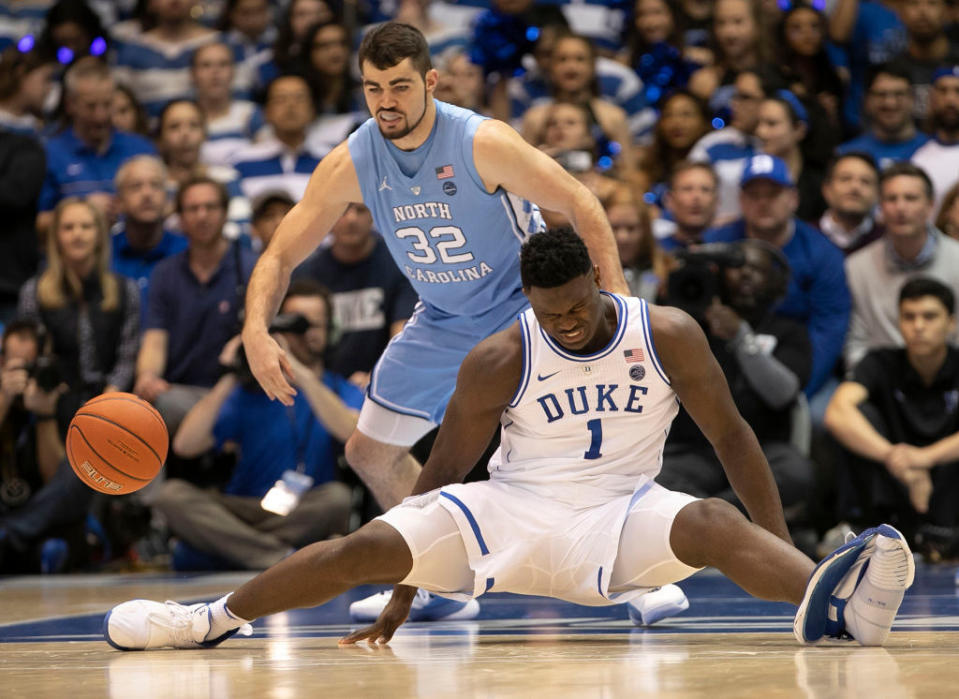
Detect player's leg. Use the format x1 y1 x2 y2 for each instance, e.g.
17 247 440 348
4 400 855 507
103 520 413 650
344 424 423 509
669 497 814 603
668 498 914 645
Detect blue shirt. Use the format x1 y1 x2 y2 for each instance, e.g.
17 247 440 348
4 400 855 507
214 373 364 497
704 219 851 395
146 242 257 387
39 128 155 211
348 99 545 317
842 1 906 131
838 132 931 171
111 228 188 320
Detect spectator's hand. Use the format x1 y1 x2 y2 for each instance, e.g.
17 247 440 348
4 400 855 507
906 469 933 514
281 347 314 388
338 584 416 646
86 191 117 223
134 372 170 403
23 379 67 416
704 299 743 341
0 360 30 402
218 334 243 368
348 371 371 390
241 326 296 405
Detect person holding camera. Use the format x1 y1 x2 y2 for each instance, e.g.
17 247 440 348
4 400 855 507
152 280 361 570
704 154 851 406
0 320 92 574
656 239 813 525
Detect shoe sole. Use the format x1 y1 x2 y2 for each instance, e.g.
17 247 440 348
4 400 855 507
875 524 915 588
794 529 879 644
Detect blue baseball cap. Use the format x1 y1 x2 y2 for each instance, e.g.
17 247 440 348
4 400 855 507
740 154 795 188
932 65 959 84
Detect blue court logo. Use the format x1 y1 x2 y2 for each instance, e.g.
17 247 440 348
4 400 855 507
443 181 457 196
629 365 645 381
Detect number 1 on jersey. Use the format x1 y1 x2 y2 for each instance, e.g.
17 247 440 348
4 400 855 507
584 418 603 460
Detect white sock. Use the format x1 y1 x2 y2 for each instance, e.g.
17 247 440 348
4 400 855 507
205 593 251 641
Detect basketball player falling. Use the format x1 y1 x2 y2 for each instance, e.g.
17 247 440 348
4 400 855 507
238 20 631 622
105 228 914 649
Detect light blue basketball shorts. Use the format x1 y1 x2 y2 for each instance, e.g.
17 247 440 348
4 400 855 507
365 291 529 434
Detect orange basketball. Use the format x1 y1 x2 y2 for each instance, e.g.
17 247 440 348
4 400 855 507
67 392 168 495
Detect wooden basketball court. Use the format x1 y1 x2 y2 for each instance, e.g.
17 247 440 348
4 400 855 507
2 565 957 697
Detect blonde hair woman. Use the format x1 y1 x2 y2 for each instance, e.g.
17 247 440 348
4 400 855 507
602 185 672 303
17 197 140 427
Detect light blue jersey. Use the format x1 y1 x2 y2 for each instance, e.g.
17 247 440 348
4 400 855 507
348 100 545 318
347 100 545 428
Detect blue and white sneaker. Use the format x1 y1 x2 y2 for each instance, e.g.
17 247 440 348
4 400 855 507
626 584 690 626
349 588 480 623
104 600 252 650
794 524 914 646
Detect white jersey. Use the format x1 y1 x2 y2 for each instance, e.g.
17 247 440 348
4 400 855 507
488 294 679 506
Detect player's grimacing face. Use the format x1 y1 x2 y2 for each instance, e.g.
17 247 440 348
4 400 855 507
362 58 437 142
526 270 607 353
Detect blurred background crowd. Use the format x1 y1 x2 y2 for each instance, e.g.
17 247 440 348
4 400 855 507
2 0 959 576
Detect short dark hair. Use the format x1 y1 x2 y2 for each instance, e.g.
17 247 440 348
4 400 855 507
358 22 431 76
880 162 935 202
825 151 879 183
668 160 718 190
899 276 955 315
1 318 43 355
520 228 593 289
865 61 913 93
282 278 335 337
175 175 229 214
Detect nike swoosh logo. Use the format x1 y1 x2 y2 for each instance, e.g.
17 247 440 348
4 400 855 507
537 371 560 381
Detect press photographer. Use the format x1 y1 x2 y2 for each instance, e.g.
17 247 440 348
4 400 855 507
151 280 363 571
0 319 91 574
657 240 814 528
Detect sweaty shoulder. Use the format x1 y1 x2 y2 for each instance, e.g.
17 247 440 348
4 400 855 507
646 304 706 381
459 321 525 406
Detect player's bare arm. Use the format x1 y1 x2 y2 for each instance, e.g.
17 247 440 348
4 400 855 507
339 324 523 645
472 119 630 296
242 141 364 405
649 304 792 543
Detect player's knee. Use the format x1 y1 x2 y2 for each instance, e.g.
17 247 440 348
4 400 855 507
328 521 413 584
670 498 745 567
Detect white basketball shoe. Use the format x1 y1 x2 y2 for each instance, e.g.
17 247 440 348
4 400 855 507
349 589 480 623
104 600 252 650
626 584 690 626
794 524 914 646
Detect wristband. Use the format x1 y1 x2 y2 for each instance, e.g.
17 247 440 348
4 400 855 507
34 413 57 421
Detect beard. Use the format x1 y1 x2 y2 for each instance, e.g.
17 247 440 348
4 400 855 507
932 107 959 134
377 92 428 141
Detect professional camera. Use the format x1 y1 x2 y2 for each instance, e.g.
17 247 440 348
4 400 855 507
665 243 745 320
231 313 311 386
26 355 63 393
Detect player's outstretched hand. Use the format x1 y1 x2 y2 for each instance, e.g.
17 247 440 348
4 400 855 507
241 327 297 405
338 585 417 646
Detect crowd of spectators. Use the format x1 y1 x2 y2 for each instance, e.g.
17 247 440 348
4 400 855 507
3 0 959 573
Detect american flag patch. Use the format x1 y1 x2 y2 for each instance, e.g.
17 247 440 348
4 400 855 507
435 164 454 179
624 348 645 363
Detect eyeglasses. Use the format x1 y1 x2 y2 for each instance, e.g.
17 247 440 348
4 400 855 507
731 92 763 102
